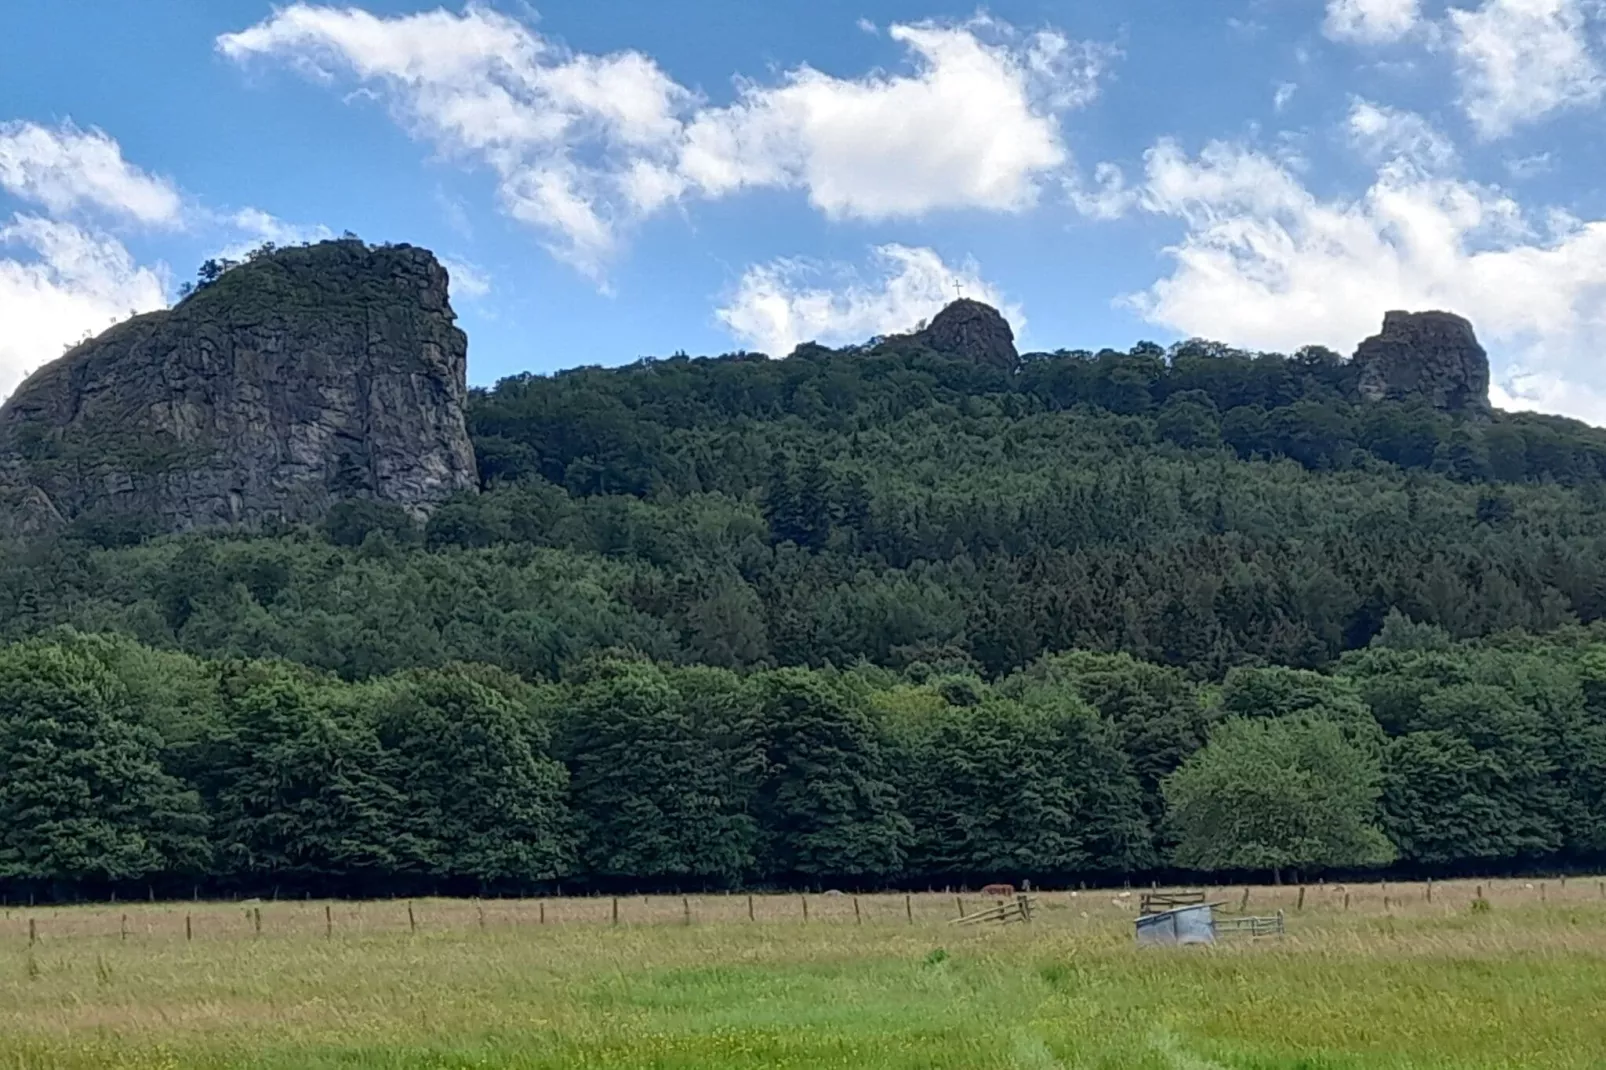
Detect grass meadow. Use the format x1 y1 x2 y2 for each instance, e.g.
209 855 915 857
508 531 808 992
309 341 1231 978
2 878 1604 1069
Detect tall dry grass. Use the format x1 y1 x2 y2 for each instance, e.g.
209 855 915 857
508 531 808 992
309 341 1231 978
2 877 1603 1069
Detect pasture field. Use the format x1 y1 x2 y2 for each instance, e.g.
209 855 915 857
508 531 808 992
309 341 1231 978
2 878 1604 1069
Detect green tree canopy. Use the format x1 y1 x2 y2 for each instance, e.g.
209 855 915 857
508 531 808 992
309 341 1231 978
1163 715 1395 879
0 639 208 884
555 658 759 887
208 665 407 887
376 666 574 887
750 669 909 881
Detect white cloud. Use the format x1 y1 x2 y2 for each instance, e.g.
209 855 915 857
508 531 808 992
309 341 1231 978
0 215 169 397
1067 161 1139 220
0 120 183 225
1274 82 1299 113
218 3 672 275
210 207 335 261
439 255 491 299
1450 0 1604 138
219 5 1111 276
716 244 1018 357
1505 151 1554 178
1324 0 1424 43
679 22 1097 220
1122 118 1606 423
1346 98 1458 170
229 207 331 245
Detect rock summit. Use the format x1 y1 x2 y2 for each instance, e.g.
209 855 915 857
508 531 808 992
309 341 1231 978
913 299 1018 369
0 239 478 536
1352 310 1491 415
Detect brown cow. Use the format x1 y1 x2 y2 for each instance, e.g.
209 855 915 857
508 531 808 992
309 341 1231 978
981 883 1015 898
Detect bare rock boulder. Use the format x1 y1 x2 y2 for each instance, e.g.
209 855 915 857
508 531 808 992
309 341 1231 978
914 299 1018 369
0 239 478 537
1352 310 1491 415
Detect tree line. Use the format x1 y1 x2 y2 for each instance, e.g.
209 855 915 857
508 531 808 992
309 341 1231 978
4 618 1605 899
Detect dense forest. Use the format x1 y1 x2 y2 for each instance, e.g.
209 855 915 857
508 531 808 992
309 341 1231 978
7 332 1606 896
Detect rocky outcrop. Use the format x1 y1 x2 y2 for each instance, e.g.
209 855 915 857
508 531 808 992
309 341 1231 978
0 239 478 537
914 299 1018 369
1352 310 1491 415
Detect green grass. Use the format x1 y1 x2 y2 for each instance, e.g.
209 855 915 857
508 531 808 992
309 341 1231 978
2 884 1603 1068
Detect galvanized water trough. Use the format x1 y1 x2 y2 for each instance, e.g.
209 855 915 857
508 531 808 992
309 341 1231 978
1134 901 1285 945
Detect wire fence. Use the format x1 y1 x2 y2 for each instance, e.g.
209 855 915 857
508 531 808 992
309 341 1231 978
6 876 1604 948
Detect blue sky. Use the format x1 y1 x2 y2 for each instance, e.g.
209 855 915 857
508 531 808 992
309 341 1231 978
4 1 1606 420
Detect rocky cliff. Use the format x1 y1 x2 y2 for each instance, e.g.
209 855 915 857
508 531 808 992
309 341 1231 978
0 239 478 537
1352 310 1491 415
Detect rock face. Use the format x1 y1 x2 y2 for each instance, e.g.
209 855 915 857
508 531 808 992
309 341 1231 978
914 299 1018 368
1352 310 1491 415
0 240 478 536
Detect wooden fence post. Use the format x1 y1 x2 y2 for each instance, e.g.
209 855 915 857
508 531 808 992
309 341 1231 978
477 901 486 930
253 908 262 936
407 904 416 935
121 914 129 941
905 894 913 923
800 895 808 923
1239 887 1250 911
28 918 36 946
186 915 193 941
539 901 546 925
955 895 964 919
682 896 692 926
1343 893 1350 912
1425 879 1432 903
1296 886 1305 911
611 897 619 925
854 896 862 925
324 904 332 939
1541 882 1548 903
747 895 754 922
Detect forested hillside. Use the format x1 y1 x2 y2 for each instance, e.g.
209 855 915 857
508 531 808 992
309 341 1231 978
12 335 1606 677
7 319 1606 896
